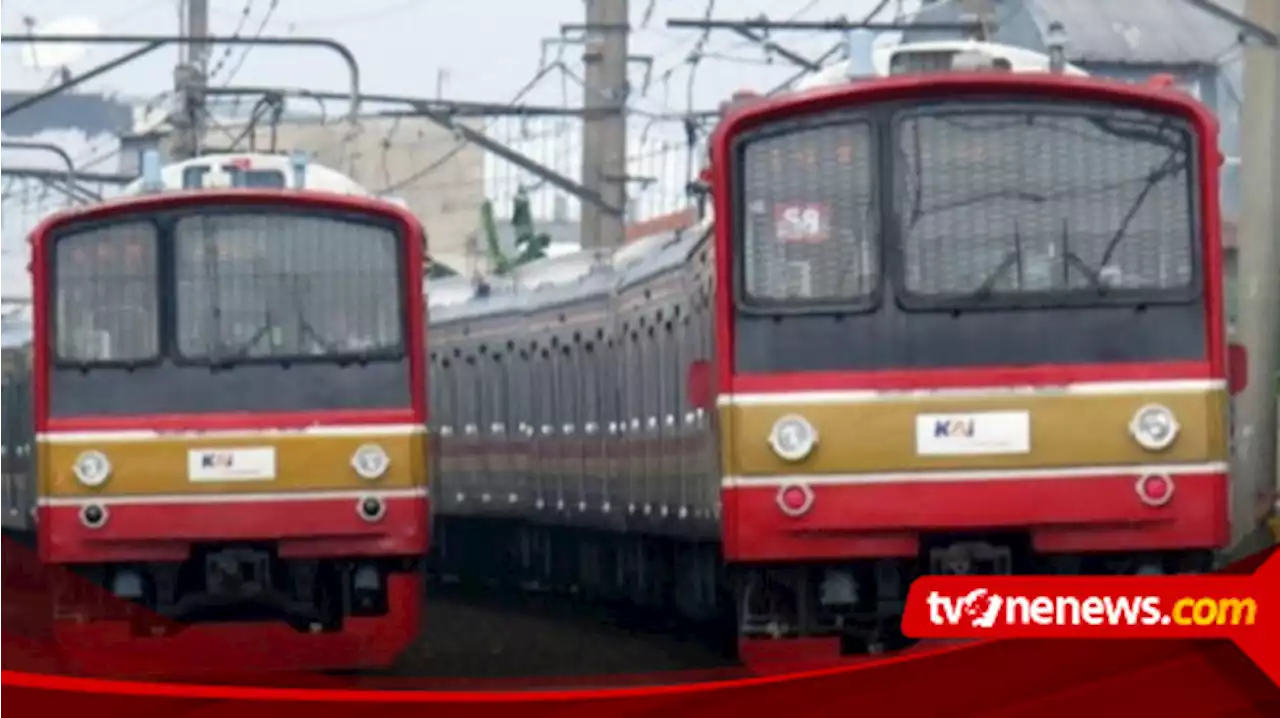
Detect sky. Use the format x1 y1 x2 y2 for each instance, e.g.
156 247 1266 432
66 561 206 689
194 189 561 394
1 0 916 297
1 0 911 116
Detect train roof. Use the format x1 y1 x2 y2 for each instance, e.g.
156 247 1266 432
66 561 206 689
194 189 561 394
794 39 1089 92
120 150 373 194
428 216 711 328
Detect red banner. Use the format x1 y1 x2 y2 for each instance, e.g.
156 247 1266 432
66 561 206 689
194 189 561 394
4 544 1278 715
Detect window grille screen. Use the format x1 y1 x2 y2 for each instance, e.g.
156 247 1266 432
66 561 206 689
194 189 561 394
174 213 402 359
54 222 159 362
740 120 879 304
895 105 1195 299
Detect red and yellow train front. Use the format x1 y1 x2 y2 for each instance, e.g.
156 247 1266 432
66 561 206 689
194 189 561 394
712 75 1234 582
29 192 428 672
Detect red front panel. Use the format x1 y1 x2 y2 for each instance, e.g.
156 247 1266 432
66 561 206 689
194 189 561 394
723 471 1228 562
709 75 1227 563
40 493 429 563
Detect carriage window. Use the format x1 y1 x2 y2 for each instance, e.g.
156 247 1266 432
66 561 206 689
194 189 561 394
54 222 159 363
894 103 1197 305
738 119 879 306
174 212 403 361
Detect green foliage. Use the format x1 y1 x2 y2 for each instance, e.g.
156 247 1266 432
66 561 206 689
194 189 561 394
511 187 551 266
478 187 550 276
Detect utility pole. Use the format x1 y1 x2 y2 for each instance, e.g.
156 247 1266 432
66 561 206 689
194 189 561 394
1232 0 1280 552
170 0 210 161
579 0 629 251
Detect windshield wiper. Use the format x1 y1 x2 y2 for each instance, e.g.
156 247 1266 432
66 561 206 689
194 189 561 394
961 220 1104 303
1058 219 1106 295
961 222 1026 302
1098 150 1187 269
296 311 341 354
208 321 274 369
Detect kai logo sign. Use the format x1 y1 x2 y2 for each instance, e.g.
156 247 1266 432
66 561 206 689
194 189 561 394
916 411 1031 456
187 447 277 482
201 452 235 469
934 418 977 439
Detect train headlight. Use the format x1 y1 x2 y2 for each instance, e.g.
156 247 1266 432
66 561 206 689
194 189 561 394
351 444 390 480
1129 404 1179 451
768 414 818 462
72 450 112 487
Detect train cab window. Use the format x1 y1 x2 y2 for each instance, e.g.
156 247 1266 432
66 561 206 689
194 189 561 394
738 119 879 308
173 213 402 361
53 221 160 363
892 103 1197 306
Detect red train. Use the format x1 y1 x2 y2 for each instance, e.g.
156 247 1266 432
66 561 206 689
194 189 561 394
2 152 430 676
429 69 1252 665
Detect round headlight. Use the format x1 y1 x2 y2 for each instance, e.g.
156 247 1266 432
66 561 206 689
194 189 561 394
351 444 390 480
1129 404 1180 451
72 450 112 487
768 414 818 462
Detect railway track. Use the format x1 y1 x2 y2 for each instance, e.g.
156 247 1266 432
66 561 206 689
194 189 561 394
380 576 738 687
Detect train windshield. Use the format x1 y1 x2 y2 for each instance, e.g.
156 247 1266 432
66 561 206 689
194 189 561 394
893 102 1197 308
174 212 403 364
53 221 160 364
738 117 880 308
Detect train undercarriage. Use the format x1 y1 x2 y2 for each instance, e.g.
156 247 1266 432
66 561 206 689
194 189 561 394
27 542 424 678
432 518 1219 670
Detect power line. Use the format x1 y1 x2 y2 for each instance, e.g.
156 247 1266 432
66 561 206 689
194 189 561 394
206 0 254 84
374 63 565 196
219 0 280 87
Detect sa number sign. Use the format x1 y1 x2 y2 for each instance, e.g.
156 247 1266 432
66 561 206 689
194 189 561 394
773 203 829 243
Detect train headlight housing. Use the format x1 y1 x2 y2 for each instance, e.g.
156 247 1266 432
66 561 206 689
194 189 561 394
351 444 390 480
1129 404 1179 451
72 450 112 487
768 414 818 462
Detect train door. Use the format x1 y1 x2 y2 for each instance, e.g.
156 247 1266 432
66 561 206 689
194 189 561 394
622 319 641 518
533 342 556 516
510 342 534 519
601 330 623 523
434 350 459 514
458 348 484 508
485 345 512 512
554 335 575 515
657 304 679 521
427 354 444 516
674 303 693 525
641 318 658 518
577 328 601 518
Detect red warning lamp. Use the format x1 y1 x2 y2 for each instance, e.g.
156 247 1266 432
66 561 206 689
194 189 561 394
1135 473 1174 508
776 483 815 518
